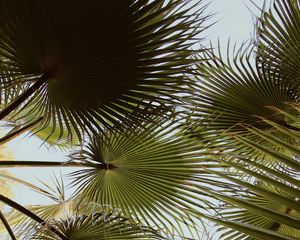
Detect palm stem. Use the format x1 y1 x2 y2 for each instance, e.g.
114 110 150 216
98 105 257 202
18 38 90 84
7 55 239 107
0 74 49 121
0 172 50 192
0 210 16 240
0 195 68 240
0 161 94 168
0 117 44 145
283 122 300 132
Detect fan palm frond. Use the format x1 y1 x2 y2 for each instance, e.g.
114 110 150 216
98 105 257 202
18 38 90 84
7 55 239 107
69 117 219 237
2 173 165 239
200 116 300 240
0 0 208 141
6 174 75 239
32 209 164 240
256 0 300 93
216 183 300 240
184 44 299 163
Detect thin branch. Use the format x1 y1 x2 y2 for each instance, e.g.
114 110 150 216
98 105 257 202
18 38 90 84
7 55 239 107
0 161 94 168
0 117 44 145
0 210 16 240
0 195 68 240
0 172 47 192
0 74 49 121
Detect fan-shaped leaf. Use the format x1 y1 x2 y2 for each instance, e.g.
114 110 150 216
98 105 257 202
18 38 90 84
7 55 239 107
0 0 208 140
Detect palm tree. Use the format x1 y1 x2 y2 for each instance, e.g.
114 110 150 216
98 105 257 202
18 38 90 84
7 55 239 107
184 44 298 162
183 0 300 239
0 0 300 240
0 0 213 239
5 117 219 239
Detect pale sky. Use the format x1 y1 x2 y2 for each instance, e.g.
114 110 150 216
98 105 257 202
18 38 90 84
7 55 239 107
2 0 272 239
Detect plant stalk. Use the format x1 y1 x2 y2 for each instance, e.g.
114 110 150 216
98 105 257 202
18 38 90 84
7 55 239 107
0 161 94 168
0 210 16 240
0 195 68 240
0 117 44 145
0 161 113 169
0 74 49 121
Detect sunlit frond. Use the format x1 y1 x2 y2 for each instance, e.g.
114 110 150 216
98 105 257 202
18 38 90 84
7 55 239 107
201 115 300 240
256 0 300 93
6 175 75 239
183 44 299 164
217 183 300 240
33 209 164 240
69 117 218 237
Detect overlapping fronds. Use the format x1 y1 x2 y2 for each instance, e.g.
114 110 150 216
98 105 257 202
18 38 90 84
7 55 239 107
2 175 164 240
216 183 300 240
3 1 300 240
69 117 220 238
186 44 298 135
4 175 74 239
0 0 209 141
7 107 81 149
32 208 164 240
183 44 299 164
256 0 300 93
200 113 300 240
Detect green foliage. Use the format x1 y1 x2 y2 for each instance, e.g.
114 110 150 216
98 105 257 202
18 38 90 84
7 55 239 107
204 109 300 240
0 0 207 140
0 0 300 240
257 0 300 93
69 117 214 237
32 209 164 240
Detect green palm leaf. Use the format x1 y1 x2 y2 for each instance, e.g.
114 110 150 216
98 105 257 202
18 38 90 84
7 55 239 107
184 44 299 163
256 0 300 93
217 183 300 240
201 114 300 239
32 209 164 240
187 44 298 133
5 175 74 239
0 0 208 140
69 117 216 237
1 174 164 239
